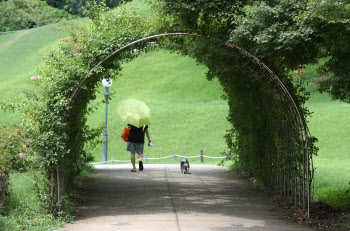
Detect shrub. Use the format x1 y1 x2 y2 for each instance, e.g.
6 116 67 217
0 126 26 171
0 0 70 32
0 145 11 214
64 0 126 16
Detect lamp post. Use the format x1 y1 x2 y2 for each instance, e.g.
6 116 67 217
102 78 112 164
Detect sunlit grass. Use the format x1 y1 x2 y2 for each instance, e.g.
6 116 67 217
0 172 64 231
0 22 68 126
0 25 67 98
306 92 350 208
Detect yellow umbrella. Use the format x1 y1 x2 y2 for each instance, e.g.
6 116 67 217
116 98 152 128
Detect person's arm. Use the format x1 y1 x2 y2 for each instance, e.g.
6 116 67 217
145 128 151 143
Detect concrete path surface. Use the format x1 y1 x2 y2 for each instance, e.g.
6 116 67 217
59 164 314 231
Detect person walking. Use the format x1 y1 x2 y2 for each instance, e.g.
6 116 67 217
127 124 151 172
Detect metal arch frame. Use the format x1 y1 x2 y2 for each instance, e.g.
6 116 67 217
68 32 311 217
241 52 311 215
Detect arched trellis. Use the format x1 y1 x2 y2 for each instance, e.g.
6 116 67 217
68 33 313 217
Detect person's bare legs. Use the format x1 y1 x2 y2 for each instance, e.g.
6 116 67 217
131 152 136 171
138 154 143 171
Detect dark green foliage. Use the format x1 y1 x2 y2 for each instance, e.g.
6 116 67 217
160 0 317 75
0 0 70 32
231 0 319 77
64 0 126 16
302 0 350 103
160 0 249 37
45 0 66 9
232 0 350 103
38 0 126 16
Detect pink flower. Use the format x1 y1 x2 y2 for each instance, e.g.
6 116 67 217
31 75 40 81
75 44 84 52
19 153 25 159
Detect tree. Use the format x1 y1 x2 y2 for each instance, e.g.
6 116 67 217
0 0 69 32
63 0 126 16
230 0 319 78
301 0 350 103
45 0 65 9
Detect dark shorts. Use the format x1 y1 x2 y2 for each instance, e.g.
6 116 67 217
127 142 144 154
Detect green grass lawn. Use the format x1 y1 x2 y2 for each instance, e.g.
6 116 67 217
306 92 350 208
301 63 350 208
0 172 64 231
0 22 69 125
0 0 349 210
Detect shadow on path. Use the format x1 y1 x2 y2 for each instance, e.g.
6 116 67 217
60 164 315 231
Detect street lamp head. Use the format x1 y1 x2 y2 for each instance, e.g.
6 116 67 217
102 78 113 88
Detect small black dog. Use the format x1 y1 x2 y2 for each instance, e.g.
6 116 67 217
180 158 190 174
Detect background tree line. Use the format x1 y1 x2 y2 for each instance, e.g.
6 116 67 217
0 0 127 32
45 0 125 16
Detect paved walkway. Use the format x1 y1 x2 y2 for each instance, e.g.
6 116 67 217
59 164 315 231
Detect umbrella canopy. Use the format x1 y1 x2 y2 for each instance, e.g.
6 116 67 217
116 98 152 128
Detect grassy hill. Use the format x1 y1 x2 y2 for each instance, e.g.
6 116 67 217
87 50 229 165
0 0 349 209
0 24 65 124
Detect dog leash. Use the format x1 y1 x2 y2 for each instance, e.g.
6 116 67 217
149 144 168 155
